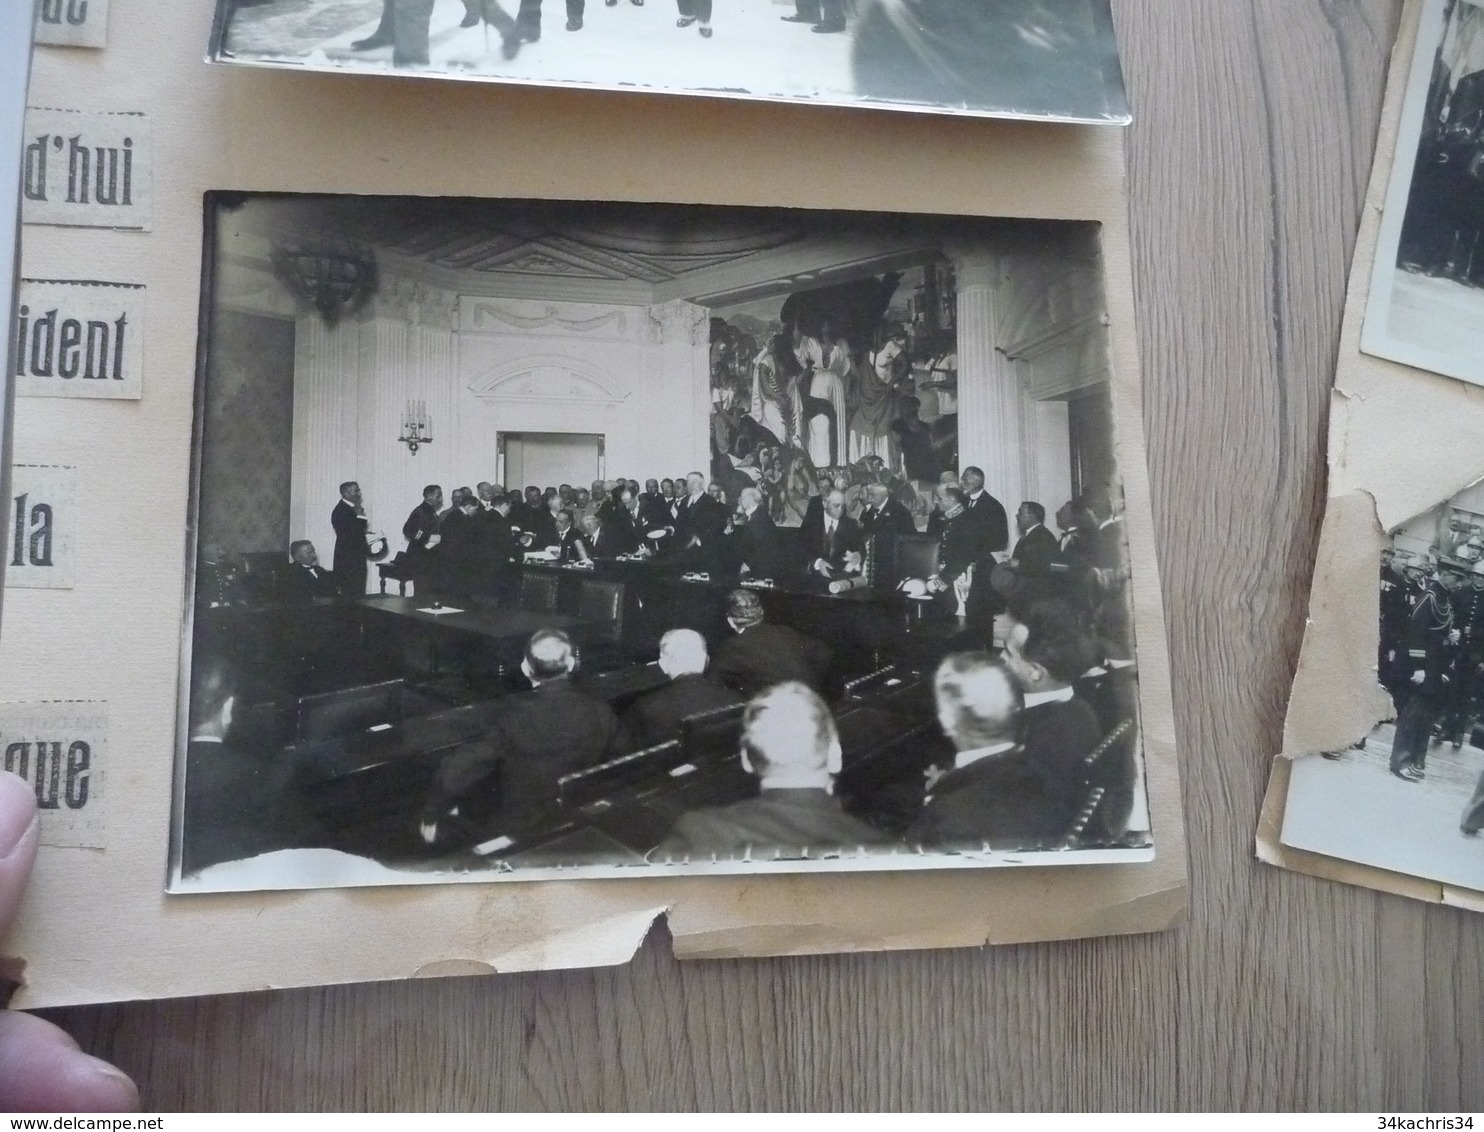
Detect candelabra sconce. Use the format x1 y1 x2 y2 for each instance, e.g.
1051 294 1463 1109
399 399 434 455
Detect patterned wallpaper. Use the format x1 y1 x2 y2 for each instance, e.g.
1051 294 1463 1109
198 310 296 557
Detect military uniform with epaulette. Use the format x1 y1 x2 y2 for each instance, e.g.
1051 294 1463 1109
1390 580 1456 780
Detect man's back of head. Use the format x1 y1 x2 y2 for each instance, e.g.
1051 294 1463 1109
658 628 709 679
1005 601 1099 691
740 682 841 788
933 653 1022 753
524 629 577 684
725 588 765 631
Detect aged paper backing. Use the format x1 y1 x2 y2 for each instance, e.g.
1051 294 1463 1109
3 11 1185 1007
1267 0 1484 911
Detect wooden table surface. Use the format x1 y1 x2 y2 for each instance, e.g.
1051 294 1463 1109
42 0 1484 1110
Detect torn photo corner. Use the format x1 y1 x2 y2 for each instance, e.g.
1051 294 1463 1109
1269 0 1484 908
206 0 1131 126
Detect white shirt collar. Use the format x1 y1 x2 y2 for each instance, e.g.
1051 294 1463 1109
1023 685 1076 708
953 739 1018 769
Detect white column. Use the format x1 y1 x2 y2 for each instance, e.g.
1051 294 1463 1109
356 317 409 587
644 300 712 478
290 315 360 563
952 248 1025 508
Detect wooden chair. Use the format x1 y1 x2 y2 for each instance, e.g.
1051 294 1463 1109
1060 718 1135 849
376 552 415 596
577 579 625 642
556 739 684 810
518 572 559 612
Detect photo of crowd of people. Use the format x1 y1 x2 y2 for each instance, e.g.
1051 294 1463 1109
173 194 1151 892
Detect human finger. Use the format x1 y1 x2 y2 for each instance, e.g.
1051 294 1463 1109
0 1010 139 1112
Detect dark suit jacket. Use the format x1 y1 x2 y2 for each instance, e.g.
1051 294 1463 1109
1011 524 1060 578
859 499 916 539
656 788 890 858
181 737 323 874
402 502 442 576
620 674 743 752
286 563 338 600
637 493 669 530
935 513 982 586
802 514 865 577
424 679 623 832
589 512 637 558
905 700 1097 852
712 623 833 697
672 492 728 551
962 491 1010 553
555 527 590 564
331 499 369 595
436 510 487 594
526 508 560 549
728 507 785 578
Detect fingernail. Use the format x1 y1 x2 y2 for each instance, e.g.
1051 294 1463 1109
0 772 38 857
71 1056 141 1112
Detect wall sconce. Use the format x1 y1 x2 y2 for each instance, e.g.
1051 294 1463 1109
399 399 433 455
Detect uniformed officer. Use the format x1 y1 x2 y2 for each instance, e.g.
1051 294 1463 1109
1390 569 1461 781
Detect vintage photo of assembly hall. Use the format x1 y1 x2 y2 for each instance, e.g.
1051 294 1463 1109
171 193 1152 892
207 0 1129 125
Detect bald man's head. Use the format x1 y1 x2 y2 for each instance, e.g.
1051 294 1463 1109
824 489 847 521
658 628 709 679
523 629 577 684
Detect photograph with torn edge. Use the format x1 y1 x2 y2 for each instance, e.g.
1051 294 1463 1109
207 0 1129 125
1362 0 1484 386
170 192 1153 894
1281 485 1484 892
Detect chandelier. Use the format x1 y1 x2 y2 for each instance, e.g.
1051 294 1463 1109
270 235 379 327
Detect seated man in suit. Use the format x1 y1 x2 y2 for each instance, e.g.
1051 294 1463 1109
802 489 865 586
652 682 887 860
907 653 1056 849
286 540 337 599
1010 501 1060 579
554 509 591 563
1002 600 1127 841
181 661 323 875
711 589 833 698
858 482 916 540
621 629 743 751
420 629 624 844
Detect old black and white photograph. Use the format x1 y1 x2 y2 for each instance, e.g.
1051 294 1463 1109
1282 484 1484 891
207 0 1129 124
171 192 1152 893
1363 0 1484 386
